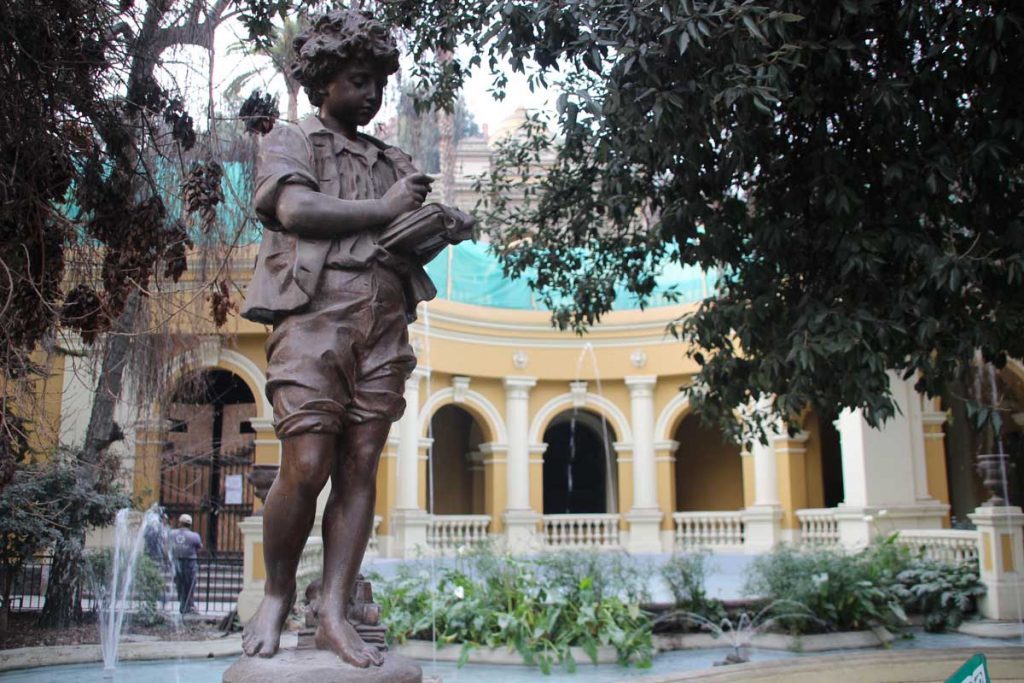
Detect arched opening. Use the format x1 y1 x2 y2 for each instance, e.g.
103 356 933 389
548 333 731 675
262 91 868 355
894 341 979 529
427 404 485 514
161 368 256 556
673 414 743 511
542 409 618 514
803 409 845 509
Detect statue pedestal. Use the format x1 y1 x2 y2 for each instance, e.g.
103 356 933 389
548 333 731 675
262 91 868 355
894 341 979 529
222 647 425 683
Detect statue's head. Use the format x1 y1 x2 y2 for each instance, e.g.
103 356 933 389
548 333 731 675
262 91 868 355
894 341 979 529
290 9 400 110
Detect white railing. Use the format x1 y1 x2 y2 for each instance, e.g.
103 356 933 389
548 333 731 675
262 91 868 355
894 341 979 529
673 511 744 550
427 515 491 553
543 514 621 549
297 536 323 583
366 515 383 557
895 529 979 565
797 508 840 546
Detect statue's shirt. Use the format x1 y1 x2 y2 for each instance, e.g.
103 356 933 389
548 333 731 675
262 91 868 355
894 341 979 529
241 116 436 324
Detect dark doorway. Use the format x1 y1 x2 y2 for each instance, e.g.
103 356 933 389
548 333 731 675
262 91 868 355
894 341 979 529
542 411 615 514
820 413 845 508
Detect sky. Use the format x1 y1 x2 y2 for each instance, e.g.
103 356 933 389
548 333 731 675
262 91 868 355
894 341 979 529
157 16 556 138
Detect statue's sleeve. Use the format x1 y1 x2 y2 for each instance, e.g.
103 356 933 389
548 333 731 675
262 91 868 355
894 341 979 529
253 124 319 230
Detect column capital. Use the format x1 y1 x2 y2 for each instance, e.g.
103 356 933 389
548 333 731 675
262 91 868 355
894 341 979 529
411 365 432 380
250 416 276 433
921 410 948 428
654 439 680 456
134 417 170 435
479 442 509 456
503 376 537 396
625 375 657 393
770 429 809 444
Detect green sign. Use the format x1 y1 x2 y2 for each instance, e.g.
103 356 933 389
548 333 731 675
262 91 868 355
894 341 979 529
946 653 990 683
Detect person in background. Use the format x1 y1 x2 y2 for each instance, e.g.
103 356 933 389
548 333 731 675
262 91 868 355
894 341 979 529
170 513 202 614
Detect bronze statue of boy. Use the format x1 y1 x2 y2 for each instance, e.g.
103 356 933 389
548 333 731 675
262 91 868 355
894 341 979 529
238 9 469 668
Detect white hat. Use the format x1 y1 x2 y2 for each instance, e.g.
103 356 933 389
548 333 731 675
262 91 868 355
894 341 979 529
179 513 193 526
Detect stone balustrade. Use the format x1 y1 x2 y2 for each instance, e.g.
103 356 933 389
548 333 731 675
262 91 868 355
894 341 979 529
426 515 492 553
542 513 621 550
796 508 841 546
894 528 979 565
672 511 745 551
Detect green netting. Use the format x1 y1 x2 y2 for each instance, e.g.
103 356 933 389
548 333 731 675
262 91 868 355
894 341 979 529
60 160 713 311
423 241 716 311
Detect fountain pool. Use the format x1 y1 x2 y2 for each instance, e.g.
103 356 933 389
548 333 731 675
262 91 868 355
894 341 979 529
0 628 1015 682
0 648 803 683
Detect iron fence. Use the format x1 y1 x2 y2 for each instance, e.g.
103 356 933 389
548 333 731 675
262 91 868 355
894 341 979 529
1 553 243 616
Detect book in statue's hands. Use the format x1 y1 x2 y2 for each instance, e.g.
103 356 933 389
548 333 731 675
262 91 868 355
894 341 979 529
377 203 475 264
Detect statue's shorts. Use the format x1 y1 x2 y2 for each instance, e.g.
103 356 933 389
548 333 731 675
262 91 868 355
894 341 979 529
265 264 417 438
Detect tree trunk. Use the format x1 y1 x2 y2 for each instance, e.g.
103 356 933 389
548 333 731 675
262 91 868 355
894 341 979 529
286 78 299 123
35 535 85 629
36 291 140 627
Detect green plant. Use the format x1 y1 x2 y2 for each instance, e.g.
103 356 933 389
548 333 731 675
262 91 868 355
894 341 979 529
84 548 167 619
744 545 906 633
890 560 985 633
660 551 724 622
372 548 653 673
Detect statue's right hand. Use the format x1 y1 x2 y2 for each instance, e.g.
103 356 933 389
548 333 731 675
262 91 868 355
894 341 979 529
382 173 433 219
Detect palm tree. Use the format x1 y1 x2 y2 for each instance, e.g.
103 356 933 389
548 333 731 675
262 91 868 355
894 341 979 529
226 18 304 123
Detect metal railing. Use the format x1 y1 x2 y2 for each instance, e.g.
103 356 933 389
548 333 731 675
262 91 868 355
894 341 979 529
427 515 491 553
543 513 621 550
894 529 980 565
796 508 841 546
1 556 51 612
673 511 745 550
2 553 243 616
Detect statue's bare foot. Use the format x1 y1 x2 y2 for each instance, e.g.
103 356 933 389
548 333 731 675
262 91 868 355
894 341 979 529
242 592 292 658
315 614 384 668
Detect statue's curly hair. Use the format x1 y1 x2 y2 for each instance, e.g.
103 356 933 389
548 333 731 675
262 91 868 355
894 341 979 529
290 9 400 108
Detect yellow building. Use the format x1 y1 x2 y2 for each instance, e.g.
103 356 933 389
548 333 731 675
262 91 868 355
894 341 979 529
37 114 1024 622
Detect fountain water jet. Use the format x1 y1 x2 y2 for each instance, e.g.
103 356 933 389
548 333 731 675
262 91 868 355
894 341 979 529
95 505 173 675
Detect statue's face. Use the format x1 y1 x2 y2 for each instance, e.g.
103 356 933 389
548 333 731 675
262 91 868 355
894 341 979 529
321 60 388 131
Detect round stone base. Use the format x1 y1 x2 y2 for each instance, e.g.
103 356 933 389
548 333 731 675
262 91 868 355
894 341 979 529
222 648 422 683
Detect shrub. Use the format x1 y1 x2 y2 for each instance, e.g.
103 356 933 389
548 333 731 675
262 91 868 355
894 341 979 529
660 551 724 621
889 560 985 632
372 548 653 673
743 545 905 633
84 548 167 626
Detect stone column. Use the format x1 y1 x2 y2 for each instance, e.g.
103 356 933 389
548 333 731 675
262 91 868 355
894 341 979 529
248 417 281 517
237 516 264 621
392 367 431 557
921 407 951 527
480 443 508 532
467 450 486 515
625 376 663 553
742 437 783 553
835 372 948 550
528 444 547 516
373 431 401 555
654 440 679 552
132 419 168 509
774 431 810 543
969 505 1024 620
503 377 539 552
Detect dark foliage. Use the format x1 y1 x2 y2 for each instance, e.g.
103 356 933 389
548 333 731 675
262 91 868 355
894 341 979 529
384 0 1024 439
